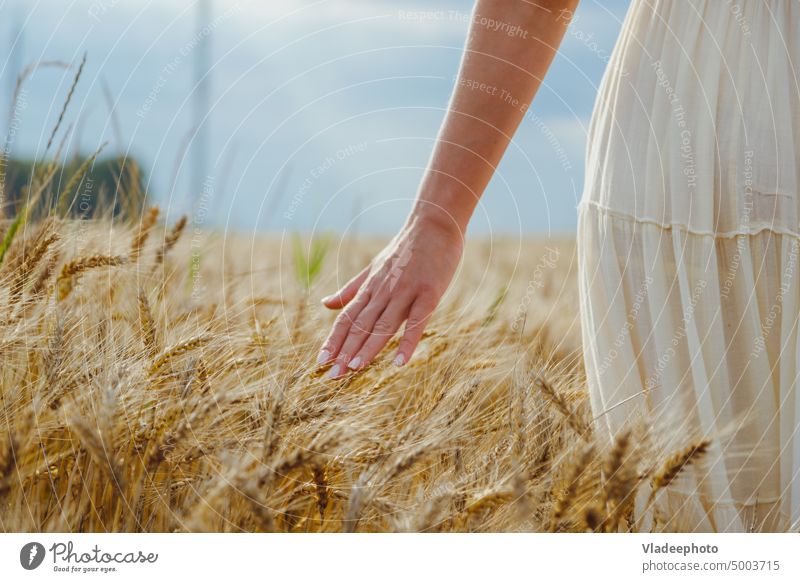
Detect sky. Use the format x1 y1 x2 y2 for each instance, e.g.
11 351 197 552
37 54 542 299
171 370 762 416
0 0 630 235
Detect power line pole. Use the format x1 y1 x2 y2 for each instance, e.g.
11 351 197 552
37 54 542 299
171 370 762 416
191 0 212 209
6 7 25 129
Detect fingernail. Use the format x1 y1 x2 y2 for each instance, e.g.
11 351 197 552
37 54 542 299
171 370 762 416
317 349 331 365
393 354 406 367
347 356 362 370
325 363 342 379
320 295 333 304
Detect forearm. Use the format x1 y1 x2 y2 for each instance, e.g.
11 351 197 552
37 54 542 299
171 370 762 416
409 0 579 234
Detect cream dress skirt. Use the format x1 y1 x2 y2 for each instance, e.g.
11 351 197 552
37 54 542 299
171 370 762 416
578 0 800 532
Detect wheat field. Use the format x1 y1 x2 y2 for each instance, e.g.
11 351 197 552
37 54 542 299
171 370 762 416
0 207 720 533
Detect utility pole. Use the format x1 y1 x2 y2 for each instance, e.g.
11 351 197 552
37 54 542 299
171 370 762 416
191 0 212 209
6 7 25 129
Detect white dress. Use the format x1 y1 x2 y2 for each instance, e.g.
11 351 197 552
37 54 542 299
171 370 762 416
578 0 800 532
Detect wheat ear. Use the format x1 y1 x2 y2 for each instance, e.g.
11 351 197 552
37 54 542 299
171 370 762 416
56 254 127 300
130 205 160 260
154 215 187 268
149 335 211 376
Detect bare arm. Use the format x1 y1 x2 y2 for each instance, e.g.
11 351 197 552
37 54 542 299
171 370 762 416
319 0 579 377
411 0 579 233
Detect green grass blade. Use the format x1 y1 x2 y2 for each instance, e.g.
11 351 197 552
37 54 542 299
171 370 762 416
292 232 330 291
0 204 28 265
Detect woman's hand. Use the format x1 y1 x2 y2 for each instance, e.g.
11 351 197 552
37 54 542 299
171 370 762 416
316 0 578 378
318 212 463 377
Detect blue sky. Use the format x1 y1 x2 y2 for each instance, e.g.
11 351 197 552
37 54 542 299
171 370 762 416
1 0 630 235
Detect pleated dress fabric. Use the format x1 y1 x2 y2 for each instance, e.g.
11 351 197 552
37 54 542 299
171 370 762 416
577 0 800 531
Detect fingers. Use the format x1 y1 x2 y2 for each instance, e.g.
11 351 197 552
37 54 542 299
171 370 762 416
394 294 436 366
322 292 435 378
321 266 369 309
347 298 410 370
326 292 392 378
317 289 371 365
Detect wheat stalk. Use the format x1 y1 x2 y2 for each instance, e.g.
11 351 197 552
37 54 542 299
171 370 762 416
550 443 595 530
0 432 18 500
45 52 86 153
137 287 158 357
56 142 108 216
534 374 590 437
652 439 710 490
56 254 127 300
148 335 211 376
30 248 61 297
640 439 711 527
312 464 329 522
68 412 126 491
153 215 187 269
130 206 160 260
8 230 59 306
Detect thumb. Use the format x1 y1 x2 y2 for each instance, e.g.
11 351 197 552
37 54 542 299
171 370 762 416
321 266 369 309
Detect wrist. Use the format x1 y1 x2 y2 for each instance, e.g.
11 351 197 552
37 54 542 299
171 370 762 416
406 201 468 239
